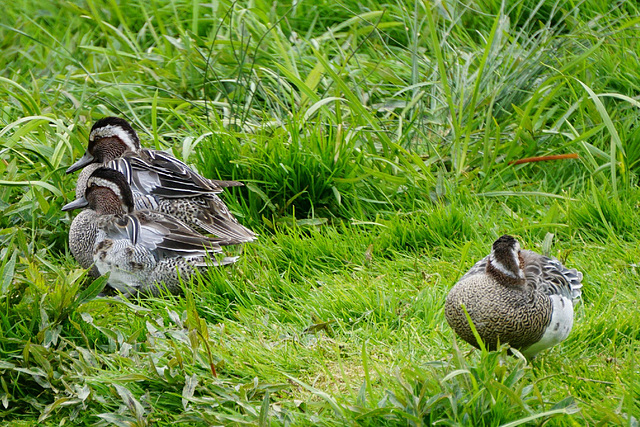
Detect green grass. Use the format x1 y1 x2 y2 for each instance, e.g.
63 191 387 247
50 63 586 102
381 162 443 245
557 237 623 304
1 0 639 424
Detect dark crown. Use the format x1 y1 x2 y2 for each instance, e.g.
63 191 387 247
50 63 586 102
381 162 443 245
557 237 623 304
90 116 140 145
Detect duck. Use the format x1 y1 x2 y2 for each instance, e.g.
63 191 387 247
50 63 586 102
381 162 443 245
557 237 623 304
444 235 583 358
66 116 256 243
63 167 238 297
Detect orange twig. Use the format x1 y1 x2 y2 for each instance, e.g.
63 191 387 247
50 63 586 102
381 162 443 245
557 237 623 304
509 153 579 165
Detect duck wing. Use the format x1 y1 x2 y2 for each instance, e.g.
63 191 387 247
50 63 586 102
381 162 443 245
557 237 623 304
96 212 227 260
188 195 257 243
521 250 583 302
102 153 213 198
135 210 228 259
132 149 242 198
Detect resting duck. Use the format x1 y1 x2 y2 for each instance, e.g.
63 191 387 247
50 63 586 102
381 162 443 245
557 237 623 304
63 167 238 297
445 235 583 358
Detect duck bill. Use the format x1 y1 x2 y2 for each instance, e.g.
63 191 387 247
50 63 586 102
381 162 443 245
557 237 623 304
62 196 89 211
66 152 95 174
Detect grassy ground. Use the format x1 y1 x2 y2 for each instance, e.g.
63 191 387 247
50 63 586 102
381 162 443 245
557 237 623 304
1 0 639 424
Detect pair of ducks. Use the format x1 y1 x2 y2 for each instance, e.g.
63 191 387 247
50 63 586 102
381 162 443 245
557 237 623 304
63 118 583 358
63 117 256 297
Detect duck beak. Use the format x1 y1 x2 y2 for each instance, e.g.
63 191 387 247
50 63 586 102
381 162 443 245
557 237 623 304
66 152 95 174
62 196 89 211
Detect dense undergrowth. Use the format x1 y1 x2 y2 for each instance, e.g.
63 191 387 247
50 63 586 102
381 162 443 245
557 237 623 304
1 0 639 424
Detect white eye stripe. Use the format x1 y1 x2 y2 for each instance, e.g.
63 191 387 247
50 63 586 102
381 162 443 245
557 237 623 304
88 177 123 199
89 124 138 152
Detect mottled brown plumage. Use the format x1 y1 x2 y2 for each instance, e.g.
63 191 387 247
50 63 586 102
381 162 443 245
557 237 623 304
445 271 553 350
445 235 582 358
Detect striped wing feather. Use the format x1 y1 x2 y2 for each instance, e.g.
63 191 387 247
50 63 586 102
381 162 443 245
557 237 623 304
521 250 582 302
96 212 226 260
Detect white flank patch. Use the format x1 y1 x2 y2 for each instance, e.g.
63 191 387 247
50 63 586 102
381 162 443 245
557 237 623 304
521 295 574 358
90 124 138 151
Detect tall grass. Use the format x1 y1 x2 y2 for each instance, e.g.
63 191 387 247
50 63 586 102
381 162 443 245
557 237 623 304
1 0 639 424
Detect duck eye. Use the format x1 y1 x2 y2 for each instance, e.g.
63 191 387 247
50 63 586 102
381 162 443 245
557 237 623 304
89 182 97 188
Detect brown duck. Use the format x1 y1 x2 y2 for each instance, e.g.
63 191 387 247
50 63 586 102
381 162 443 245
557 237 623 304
445 235 583 358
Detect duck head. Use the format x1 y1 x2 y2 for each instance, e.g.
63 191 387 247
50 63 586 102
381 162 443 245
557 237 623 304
63 167 135 215
486 235 526 286
66 117 140 173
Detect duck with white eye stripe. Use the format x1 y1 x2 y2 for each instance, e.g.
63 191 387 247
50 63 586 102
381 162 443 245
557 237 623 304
67 116 256 244
63 167 238 297
445 235 583 359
